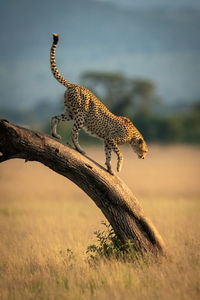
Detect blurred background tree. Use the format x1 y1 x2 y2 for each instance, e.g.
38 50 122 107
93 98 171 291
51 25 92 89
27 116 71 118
80 71 200 144
81 72 158 116
1 71 200 145
1 0 200 145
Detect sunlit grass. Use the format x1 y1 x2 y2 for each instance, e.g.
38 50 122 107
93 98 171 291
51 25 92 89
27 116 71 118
0 145 200 300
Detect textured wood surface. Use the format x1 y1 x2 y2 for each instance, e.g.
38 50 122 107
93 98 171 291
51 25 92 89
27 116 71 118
0 120 166 257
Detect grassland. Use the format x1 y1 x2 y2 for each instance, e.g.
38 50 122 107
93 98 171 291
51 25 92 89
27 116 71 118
0 145 200 300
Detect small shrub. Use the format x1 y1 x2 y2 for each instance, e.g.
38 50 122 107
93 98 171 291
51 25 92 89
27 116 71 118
86 221 139 262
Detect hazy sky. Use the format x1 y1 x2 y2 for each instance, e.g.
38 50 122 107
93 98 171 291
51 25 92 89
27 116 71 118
93 0 200 9
0 0 200 109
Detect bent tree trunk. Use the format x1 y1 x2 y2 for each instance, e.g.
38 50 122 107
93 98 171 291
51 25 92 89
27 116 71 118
0 120 166 257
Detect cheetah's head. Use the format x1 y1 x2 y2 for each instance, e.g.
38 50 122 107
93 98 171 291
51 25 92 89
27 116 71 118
130 137 148 159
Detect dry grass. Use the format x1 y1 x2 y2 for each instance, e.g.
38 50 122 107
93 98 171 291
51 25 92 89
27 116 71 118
0 145 200 300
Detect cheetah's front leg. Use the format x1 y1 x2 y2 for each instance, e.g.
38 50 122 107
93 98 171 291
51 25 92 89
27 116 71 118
111 141 123 173
105 140 123 175
51 112 72 139
104 143 114 175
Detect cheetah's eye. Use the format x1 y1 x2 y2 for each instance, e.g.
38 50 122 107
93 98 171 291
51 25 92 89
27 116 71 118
137 138 143 145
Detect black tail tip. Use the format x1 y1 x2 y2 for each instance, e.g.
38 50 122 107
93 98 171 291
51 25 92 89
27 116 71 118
52 33 59 44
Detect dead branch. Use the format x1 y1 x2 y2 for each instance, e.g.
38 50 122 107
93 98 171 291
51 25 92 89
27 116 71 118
0 119 166 257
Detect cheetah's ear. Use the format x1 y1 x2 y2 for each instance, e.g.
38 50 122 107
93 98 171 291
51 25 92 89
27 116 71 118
137 138 143 145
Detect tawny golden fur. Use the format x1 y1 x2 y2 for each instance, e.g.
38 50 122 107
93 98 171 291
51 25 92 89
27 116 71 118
50 33 148 174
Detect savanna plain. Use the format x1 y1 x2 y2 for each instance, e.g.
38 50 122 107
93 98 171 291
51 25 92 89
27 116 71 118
0 145 200 300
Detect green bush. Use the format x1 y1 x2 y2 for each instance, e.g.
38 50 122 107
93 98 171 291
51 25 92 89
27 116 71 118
86 222 139 262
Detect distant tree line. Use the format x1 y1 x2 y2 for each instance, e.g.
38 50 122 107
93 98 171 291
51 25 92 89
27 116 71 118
79 71 200 144
2 71 199 144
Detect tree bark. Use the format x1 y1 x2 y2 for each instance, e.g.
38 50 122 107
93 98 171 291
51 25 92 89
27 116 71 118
0 119 166 257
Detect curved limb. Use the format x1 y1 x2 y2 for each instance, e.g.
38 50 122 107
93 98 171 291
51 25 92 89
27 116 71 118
0 119 167 257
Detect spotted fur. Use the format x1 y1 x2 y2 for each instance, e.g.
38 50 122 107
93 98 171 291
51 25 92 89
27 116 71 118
50 33 148 175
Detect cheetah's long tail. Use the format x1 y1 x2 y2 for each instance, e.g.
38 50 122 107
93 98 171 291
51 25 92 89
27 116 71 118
50 33 73 88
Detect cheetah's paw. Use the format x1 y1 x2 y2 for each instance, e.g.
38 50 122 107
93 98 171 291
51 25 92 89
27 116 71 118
107 168 115 176
76 148 86 155
52 133 61 140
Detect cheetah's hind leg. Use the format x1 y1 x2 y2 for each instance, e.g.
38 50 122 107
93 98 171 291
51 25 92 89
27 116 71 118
51 112 72 140
70 118 85 155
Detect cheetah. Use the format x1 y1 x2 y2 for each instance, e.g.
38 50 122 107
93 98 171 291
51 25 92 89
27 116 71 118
50 33 148 175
